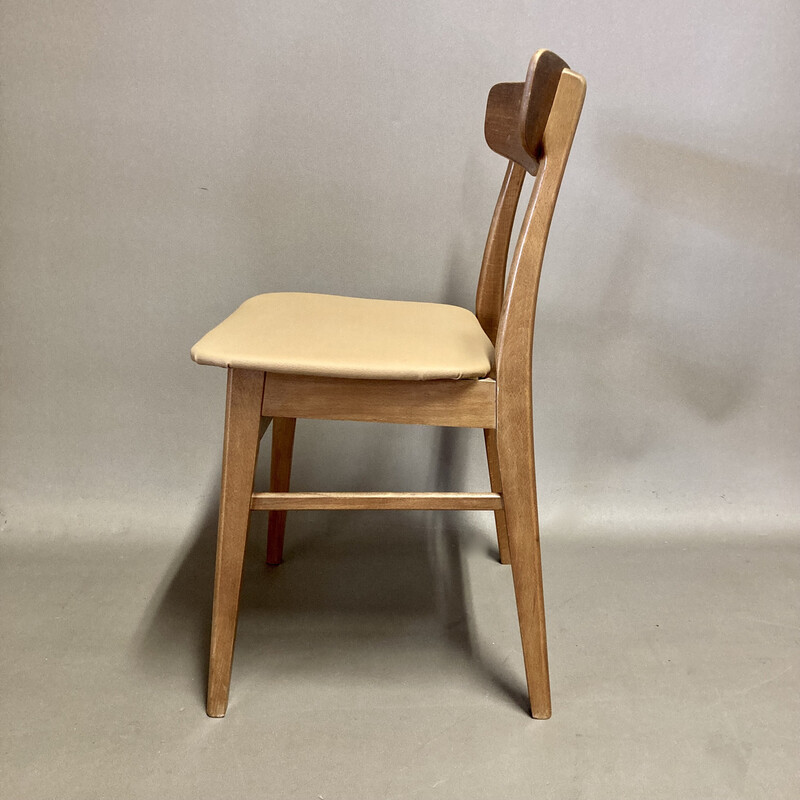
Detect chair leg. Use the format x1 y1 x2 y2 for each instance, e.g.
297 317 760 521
265 417 297 566
207 368 265 718
483 428 511 564
496 396 552 719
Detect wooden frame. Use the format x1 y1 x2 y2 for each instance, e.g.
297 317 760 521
261 372 497 429
252 491 503 511
202 51 586 720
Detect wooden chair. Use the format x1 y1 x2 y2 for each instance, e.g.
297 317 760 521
191 50 586 719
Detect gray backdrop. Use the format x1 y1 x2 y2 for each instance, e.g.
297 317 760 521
1 1 798 540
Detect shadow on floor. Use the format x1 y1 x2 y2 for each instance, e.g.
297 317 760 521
134 506 528 713
134 431 528 713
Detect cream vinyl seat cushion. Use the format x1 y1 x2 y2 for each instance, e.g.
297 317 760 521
190 292 495 380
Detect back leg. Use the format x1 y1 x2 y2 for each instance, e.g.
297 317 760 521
484 428 511 564
265 417 297 565
496 394 551 719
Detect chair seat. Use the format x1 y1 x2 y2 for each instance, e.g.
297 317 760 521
190 292 495 380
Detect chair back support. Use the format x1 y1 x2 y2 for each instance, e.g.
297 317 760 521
475 51 586 361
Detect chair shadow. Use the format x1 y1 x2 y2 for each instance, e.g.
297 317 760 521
432 425 531 713
131 502 218 696
134 463 528 713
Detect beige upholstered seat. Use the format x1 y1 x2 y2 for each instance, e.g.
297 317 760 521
191 292 494 380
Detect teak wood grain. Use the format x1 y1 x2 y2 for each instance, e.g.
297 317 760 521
476 161 526 344
483 428 511 563
484 50 568 175
265 416 296 565
251 492 503 511
261 372 497 428
206 368 265 717
494 67 586 718
199 50 586 720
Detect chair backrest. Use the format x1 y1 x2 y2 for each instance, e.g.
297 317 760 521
475 51 586 379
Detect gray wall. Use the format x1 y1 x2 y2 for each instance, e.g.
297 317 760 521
2 1 798 538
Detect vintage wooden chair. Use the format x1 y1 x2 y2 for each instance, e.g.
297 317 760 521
191 50 586 719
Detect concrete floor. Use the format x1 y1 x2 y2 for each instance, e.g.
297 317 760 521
1 516 798 799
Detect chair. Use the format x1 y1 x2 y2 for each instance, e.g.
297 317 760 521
190 50 586 719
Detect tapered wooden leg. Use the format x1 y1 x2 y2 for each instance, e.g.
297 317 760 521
483 428 511 564
207 368 266 718
265 417 297 566
496 394 551 719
